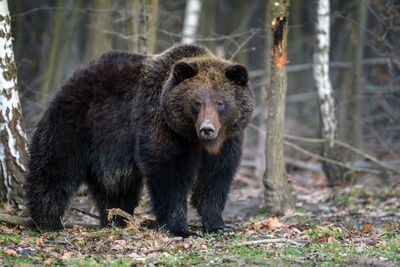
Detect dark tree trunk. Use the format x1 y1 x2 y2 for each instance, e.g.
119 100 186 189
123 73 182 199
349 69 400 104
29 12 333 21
263 0 294 215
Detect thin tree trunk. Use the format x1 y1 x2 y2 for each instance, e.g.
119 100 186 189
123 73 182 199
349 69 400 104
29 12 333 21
289 0 304 91
138 0 159 54
313 0 345 184
40 0 65 99
338 31 353 143
261 0 273 178
247 0 267 180
127 0 140 52
197 0 217 52
0 0 28 208
53 0 82 91
350 0 367 157
181 0 202 44
263 0 294 216
84 0 112 61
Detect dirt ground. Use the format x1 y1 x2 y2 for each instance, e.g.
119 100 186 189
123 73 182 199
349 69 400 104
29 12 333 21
1 167 399 266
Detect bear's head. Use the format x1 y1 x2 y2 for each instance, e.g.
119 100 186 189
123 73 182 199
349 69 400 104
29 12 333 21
161 57 255 154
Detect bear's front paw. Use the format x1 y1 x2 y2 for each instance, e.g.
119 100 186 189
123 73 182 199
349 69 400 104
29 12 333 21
168 229 202 238
206 225 235 235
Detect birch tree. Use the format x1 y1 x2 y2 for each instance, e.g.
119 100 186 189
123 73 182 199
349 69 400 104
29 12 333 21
0 0 28 208
181 0 202 44
263 0 294 215
313 0 344 184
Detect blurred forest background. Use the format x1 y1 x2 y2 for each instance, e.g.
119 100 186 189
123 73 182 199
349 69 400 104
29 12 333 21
8 0 400 188
1 1 400 265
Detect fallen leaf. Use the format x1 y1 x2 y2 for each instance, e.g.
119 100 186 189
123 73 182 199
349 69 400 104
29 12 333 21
111 240 127 251
268 217 282 230
5 249 17 256
314 233 330 243
35 238 44 246
248 217 282 231
60 251 74 260
43 258 52 265
360 223 374 236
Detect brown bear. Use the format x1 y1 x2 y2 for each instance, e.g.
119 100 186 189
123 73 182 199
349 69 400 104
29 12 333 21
26 44 255 237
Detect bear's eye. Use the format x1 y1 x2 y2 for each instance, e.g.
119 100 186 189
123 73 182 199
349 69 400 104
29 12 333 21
216 101 224 111
192 101 202 113
194 101 202 108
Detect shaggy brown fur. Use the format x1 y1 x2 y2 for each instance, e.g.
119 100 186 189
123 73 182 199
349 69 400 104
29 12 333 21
26 44 255 237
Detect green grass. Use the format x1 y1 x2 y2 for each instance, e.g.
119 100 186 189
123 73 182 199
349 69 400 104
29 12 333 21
307 227 345 239
0 233 22 245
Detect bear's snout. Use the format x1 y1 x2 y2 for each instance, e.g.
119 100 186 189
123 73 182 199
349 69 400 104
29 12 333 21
199 123 215 140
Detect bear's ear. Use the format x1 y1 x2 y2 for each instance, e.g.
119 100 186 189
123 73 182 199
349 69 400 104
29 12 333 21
226 64 249 86
173 62 198 83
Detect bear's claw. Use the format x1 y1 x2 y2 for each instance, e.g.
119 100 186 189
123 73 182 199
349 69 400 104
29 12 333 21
207 225 235 235
169 230 202 238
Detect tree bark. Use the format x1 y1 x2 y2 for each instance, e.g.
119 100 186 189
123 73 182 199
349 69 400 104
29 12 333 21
197 0 217 52
39 0 65 99
52 0 82 90
181 0 202 44
350 0 367 157
138 0 159 54
0 0 28 208
84 0 112 61
246 0 267 180
263 0 294 216
313 0 345 184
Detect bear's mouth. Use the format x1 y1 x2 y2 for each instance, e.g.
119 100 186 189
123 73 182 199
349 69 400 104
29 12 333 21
201 135 224 154
197 122 218 141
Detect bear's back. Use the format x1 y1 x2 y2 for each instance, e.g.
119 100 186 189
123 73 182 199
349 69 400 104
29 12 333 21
63 51 146 105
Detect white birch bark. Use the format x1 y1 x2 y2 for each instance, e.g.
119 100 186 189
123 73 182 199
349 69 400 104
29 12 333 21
0 0 28 207
313 0 343 183
181 0 202 44
313 0 336 147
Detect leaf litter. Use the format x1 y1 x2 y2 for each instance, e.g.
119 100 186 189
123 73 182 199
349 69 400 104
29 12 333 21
0 171 399 265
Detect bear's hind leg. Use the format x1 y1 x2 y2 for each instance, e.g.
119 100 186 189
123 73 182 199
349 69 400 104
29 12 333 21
90 175 143 228
27 172 81 231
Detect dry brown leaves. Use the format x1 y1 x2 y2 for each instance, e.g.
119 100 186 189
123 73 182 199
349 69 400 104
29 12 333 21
248 217 283 232
359 223 374 237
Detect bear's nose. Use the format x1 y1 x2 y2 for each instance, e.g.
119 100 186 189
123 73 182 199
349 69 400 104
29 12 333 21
199 123 215 139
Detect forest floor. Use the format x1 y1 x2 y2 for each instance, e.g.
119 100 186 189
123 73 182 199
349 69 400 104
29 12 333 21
1 170 400 266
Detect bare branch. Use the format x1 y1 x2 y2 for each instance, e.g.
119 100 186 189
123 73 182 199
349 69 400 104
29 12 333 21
284 140 381 175
284 134 400 174
0 213 32 227
71 207 100 220
248 124 400 175
250 57 400 78
233 238 303 247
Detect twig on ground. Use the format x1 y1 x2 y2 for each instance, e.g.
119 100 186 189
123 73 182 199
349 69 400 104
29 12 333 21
64 223 100 229
337 223 355 237
0 213 32 227
234 238 303 247
71 207 100 220
280 212 313 221
144 237 182 255
73 230 112 237
107 208 134 223
0 213 99 229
